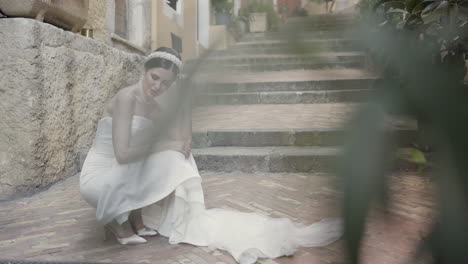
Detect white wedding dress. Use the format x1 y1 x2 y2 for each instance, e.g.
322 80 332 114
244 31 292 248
80 115 342 264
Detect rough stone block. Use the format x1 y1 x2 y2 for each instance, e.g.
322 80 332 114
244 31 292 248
0 18 143 199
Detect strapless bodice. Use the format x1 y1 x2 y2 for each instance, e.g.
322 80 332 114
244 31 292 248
92 116 154 155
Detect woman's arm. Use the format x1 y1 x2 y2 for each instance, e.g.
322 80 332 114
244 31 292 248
112 89 151 164
179 105 192 158
152 81 193 158
168 92 192 158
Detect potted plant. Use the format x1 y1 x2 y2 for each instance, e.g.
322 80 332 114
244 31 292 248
238 1 280 32
212 0 234 25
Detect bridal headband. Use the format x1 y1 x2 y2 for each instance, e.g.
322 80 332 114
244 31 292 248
146 51 183 69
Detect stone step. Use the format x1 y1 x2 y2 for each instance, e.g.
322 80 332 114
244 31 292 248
232 39 358 49
213 39 360 55
195 61 363 72
196 89 372 105
198 78 376 93
283 19 355 26
192 146 416 173
76 143 418 173
282 23 354 29
240 31 349 42
192 104 416 132
280 15 357 33
211 47 359 56
279 23 355 32
286 14 356 23
189 52 366 72
291 17 354 24
192 146 340 173
196 52 365 65
192 128 417 148
282 17 357 27
194 69 378 93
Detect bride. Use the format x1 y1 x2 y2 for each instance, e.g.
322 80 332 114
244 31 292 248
79 47 342 264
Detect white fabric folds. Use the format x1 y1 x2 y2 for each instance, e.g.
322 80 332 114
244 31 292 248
80 116 342 264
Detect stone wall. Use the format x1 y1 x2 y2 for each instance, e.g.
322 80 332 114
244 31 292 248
0 18 144 200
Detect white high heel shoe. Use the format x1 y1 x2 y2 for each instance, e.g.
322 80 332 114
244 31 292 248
129 213 158 237
105 226 147 245
136 227 158 237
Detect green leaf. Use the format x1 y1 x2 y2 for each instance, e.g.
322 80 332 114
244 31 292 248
413 1 430 13
374 0 401 10
379 19 390 26
459 0 468 7
396 148 428 165
408 0 425 12
405 13 425 26
387 7 410 14
458 1 468 19
397 19 407 28
410 148 427 164
383 0 407 9
422 1 449 23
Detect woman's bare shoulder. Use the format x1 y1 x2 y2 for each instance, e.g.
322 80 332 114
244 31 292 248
115 85 137 102
104 85 137 116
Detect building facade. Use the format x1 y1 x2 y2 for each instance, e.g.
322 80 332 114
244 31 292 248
83 0 210 60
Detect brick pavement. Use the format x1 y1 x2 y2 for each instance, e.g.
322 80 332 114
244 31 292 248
0 172 434 264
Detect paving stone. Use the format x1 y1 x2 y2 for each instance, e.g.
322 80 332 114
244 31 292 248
0 172 434 264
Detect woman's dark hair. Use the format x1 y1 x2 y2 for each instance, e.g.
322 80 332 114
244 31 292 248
144 47 182 75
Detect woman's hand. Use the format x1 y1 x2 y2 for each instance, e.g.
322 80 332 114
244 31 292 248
151 140 191 159
151 140 183 153
181 141 191 159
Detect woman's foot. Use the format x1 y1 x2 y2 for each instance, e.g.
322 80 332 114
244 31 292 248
135 227 158 237
129 210 158 237
105 220 147 245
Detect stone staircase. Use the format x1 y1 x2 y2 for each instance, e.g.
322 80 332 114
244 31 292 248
199 52 366 72
190 14 417 173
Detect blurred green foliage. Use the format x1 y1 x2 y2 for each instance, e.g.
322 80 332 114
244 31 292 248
341 0 468 263
211 0 234 13
357 0 380 16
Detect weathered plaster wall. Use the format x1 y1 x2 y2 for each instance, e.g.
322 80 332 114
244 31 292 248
0 18 144 200
83 0 108 42
152 0 198 59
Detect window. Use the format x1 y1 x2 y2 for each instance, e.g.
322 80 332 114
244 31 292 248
163 0 183 26
167 0 179 10
171 33 183 53
114 0 128 39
